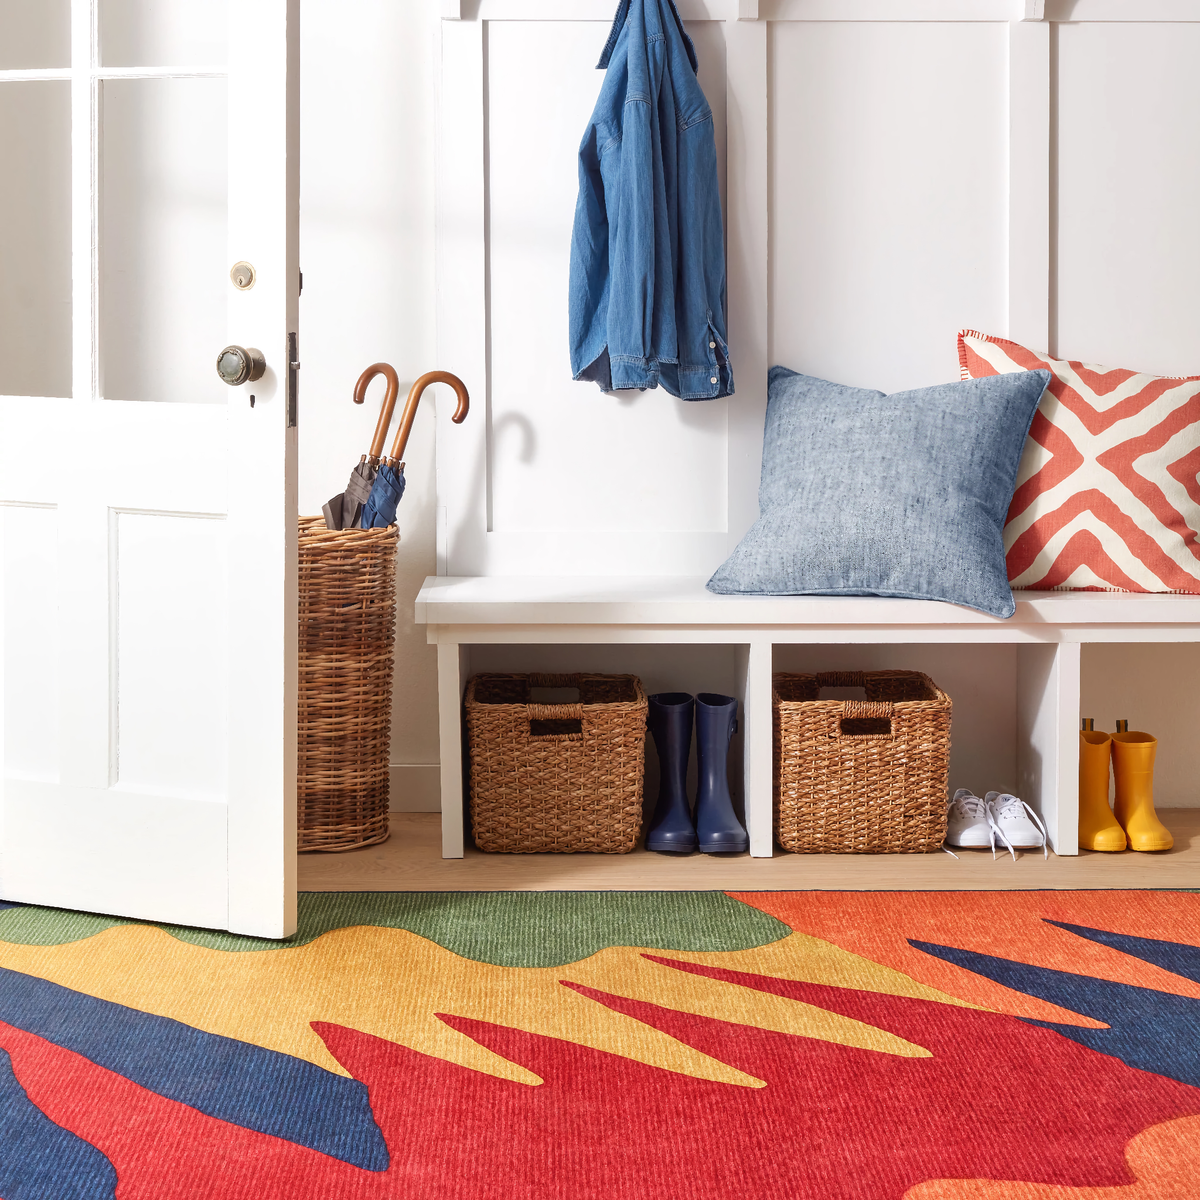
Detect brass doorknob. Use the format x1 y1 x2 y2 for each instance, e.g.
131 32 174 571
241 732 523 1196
216 345 266 386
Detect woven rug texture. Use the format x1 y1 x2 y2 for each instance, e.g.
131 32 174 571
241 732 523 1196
0 889 1197 1198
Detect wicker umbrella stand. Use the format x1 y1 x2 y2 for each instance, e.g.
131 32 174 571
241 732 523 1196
297 516 399 851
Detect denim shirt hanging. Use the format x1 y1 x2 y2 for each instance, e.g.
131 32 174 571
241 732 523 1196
569 0 733 400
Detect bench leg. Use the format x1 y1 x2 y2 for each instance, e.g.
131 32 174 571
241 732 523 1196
437 642 469 859
1017 641 1080 856
738 639 775 857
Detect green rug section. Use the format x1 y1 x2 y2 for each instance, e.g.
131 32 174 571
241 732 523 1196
0 891 791 967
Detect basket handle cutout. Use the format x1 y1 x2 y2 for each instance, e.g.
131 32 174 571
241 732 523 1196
835 698 895 738
528 701 584 740
839 716 892 737
528 702 585 739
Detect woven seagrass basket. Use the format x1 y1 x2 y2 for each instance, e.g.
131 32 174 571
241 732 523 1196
774 670 951 853
465 672 647 853
297 516 398 852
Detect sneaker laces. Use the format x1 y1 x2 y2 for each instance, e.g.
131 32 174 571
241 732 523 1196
988 793 1048 861
944 791 997 859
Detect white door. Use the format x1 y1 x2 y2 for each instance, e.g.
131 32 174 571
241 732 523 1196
0 0 298 937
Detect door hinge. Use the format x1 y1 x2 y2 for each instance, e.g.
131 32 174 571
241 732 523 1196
287 332 299 428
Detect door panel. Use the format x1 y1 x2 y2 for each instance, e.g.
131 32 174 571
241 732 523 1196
2 783 228 926
115 512 229 801
0 505 60 784
0 0 297 937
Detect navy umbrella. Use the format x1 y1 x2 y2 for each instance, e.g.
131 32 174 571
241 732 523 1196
359 371 470 528
322 363 400 530
361 461 406 528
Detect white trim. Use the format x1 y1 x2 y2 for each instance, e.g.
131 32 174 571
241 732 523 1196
725 20 769 551
1045 0 1200 18
437 643 470 857
474 0 731 18
93 67 229 79
415 576 1200 631
0 69 73 82
1017 642 1079 854
435 19 488 575
70 0 96 405
1007 20 1050 350
737 639 773 855
451 0 1200 21
0 68 227 82
768 0 1013 17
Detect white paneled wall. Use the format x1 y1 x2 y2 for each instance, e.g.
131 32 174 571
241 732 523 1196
1054 20 1200 374
437 9 1036 577
486 21 731 537
769 21 1009 392
0 505 60 784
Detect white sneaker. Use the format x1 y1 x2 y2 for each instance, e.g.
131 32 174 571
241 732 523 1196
945 789 996 855
985 791 1048 860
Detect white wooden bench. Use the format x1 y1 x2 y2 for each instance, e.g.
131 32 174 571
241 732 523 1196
416 577 1200 860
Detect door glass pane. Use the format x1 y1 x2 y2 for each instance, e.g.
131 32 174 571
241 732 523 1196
99 78 228 404
99 0 227 68
0 81 71 398
0 0 70 69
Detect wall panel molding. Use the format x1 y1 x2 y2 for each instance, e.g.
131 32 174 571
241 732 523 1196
466 0 1200 20
1007 19 1051 350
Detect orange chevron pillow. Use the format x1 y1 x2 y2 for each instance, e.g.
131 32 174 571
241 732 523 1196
958 330 1200 593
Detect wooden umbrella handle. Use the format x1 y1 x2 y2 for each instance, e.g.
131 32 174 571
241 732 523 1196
354 362 401 461
388 371 470 463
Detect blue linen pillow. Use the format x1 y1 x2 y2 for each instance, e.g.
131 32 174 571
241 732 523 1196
707 365 1052 617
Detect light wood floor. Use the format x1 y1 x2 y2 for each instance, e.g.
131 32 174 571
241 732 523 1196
299 809 1200 892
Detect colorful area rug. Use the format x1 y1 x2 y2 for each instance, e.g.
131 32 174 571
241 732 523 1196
0 889 1198 1198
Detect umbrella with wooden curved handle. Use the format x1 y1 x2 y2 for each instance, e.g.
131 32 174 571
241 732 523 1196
321 362 405 530
354 362 402 464
384 371 470 468
361 371 471 528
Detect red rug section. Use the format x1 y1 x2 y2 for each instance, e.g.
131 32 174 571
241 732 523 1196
5 942 1200 1200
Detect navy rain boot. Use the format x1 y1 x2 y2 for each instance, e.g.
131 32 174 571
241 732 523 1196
694 693 748 854
645 693 697 853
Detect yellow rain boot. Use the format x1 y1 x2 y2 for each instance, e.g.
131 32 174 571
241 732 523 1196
1078 725 1125 852
1112 728 1174 852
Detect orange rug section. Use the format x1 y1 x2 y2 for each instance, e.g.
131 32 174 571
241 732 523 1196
905 1115 1200 1199
731 891 1200 1025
